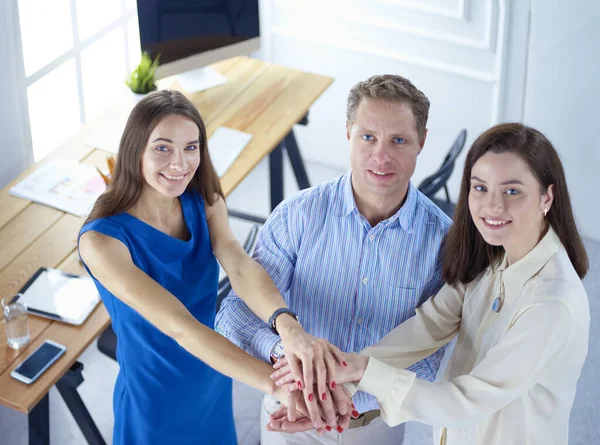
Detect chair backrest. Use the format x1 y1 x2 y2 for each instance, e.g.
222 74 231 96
242 224 260 254
216 224 261 312
418 129 467 198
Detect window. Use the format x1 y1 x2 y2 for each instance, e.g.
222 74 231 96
17 0 140 161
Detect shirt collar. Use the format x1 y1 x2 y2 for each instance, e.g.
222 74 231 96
338 171 356 217
337 171 418 233
394 182 418 233
496 227 561 297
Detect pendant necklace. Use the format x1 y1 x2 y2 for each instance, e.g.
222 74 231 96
492 275 505 313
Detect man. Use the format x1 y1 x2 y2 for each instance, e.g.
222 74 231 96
216 74 451 444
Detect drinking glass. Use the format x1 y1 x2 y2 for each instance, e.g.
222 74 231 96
2 293 30 350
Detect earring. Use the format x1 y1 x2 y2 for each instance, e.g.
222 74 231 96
544 208 548 217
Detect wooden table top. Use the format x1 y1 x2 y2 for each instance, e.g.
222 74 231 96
0 56 333 414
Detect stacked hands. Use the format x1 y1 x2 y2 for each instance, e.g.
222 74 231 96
268 332 369 435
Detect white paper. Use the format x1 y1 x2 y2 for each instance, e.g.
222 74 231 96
173 66 228 93
52 278 99 320
9 159 106 216
208 127 253 177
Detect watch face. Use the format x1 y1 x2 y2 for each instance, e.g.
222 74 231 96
272 342 285 359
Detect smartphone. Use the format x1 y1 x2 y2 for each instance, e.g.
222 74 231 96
10 339 66 384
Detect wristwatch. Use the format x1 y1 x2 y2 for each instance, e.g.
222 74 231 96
269 340 285 364
267 308 299 335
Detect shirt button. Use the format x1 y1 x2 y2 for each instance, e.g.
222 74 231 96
369 235 375 241
357 318 363 326
362 277 368 284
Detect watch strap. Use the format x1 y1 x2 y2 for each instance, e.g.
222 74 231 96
268 308 299 335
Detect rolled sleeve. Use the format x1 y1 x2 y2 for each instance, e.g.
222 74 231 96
251 327 281 363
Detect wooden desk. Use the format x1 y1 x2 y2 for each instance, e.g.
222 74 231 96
0 56 332 444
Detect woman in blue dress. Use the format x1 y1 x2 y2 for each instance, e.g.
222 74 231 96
78 90 347 444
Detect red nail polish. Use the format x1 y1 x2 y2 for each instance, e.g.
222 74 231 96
336 426 344 433
325 426 332 431
322 392 327 401
352 403 355 409
343 361 348 367
352 410 360 418
308 393 314 402
331 381 336 389
297 381 303 390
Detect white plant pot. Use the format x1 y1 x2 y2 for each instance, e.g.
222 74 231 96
130 91 148 104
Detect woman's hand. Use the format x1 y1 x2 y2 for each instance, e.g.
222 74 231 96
271 352 369 388
276 318 347 427
267 385 357 434
272 384 305 423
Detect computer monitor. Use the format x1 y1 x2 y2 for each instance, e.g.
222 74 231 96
136 0 261 80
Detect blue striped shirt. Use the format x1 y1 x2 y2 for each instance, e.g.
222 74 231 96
215 172 452 413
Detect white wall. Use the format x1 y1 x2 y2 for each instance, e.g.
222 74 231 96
0 0 32 189
259 0 530 201
524 0 600 241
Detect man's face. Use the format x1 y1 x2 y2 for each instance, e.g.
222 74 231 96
347 98 426 202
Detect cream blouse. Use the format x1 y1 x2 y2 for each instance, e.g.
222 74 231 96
352 228 590 445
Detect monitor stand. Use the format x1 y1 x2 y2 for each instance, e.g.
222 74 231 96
170 66 228 93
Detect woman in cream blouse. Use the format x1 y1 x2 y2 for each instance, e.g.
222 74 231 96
270 123 590 445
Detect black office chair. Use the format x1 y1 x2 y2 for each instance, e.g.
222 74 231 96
215 223 260 312
418 129 467 218
97 224 262 362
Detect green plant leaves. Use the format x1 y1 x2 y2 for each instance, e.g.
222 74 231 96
125 52 161 94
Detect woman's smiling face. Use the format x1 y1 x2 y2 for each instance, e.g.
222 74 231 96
141 114 201 198
469 151 553 264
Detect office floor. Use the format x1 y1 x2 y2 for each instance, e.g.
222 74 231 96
1 156 599 445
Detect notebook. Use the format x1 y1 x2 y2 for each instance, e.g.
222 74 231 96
18 268 101 326
208 127 253 177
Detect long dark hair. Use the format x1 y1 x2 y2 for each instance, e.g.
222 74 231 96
85 90 223 225
443 123 588 284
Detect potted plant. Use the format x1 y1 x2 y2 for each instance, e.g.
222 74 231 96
126 52 160 96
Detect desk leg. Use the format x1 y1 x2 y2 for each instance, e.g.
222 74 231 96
55 362 106 445
269 129 312 211
283 130 311 190
269 144 284 211
28 394 49 445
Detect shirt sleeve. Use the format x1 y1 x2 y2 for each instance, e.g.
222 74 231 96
357 299 573 427
215 201 298 363
405 265 451 380
361 281 465 371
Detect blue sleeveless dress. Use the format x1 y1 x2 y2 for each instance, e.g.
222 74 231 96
79 190 236 445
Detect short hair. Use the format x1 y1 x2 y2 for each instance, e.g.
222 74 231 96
346 74 430 138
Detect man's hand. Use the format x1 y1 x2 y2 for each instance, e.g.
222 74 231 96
276 318 347 428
